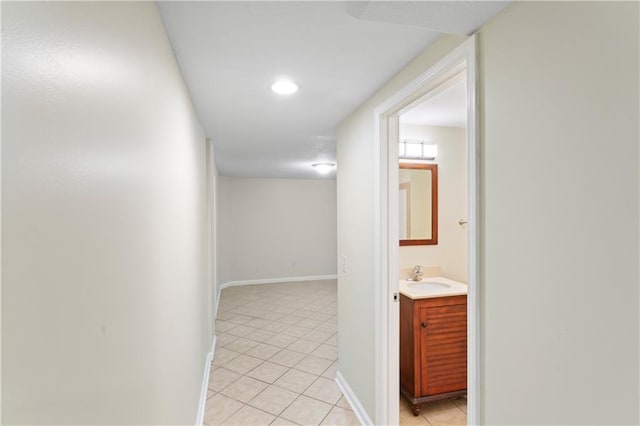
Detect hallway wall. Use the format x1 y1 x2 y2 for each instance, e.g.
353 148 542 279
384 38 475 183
2 2 213 424
336 34 468 418
217 177 337 288
337 2 638 424
477 2 638 423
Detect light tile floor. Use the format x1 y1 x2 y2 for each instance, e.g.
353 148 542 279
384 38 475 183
399 396 467 426
205 279 466 426
205 280 359 426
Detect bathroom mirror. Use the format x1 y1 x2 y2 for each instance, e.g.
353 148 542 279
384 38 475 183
399 163 438 246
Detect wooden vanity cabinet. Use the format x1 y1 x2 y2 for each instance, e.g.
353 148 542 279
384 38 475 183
400 294 467 415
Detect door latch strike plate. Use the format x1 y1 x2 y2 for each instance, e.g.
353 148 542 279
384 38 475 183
393 293 399 302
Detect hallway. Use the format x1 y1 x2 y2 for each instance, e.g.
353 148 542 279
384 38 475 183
206 280 467 426
3 2 638 425
205 280 357 425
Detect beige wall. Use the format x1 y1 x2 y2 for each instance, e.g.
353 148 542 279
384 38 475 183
337 2 638 424
478 2 638 424
399 125 467 283
217 177 337 286
2 2 212 424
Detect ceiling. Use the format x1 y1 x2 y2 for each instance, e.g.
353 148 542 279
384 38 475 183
400 78 467 128
158 2 509 179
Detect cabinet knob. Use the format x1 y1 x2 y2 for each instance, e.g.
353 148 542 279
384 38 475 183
421 322 428 328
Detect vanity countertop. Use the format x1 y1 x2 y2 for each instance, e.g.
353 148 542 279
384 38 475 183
399 276 467 300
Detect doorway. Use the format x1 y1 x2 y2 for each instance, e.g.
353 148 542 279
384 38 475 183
373 36 479 425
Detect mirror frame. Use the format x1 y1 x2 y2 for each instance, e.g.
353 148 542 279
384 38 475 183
399 162 438 246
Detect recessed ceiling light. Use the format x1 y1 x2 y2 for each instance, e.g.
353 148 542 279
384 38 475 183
271 79 298 95
312 163 336 175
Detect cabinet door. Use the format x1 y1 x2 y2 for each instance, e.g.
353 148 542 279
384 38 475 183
419 304 467 396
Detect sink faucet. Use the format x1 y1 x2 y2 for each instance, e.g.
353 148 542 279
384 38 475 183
408 265 424 281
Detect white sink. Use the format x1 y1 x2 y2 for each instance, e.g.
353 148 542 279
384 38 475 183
406 281 451 291
399 277 467 299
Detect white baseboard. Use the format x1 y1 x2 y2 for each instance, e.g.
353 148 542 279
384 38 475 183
195 335 217 426
214 274 337 318
335 370 374 426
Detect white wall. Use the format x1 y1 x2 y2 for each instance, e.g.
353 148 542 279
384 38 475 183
218 177 337 286
478 2 638 424
2 3 213 424
337 2 638 424
398 125 467 283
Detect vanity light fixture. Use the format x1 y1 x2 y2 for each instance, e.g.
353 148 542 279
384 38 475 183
271 79 298 95
312 162 336 175
399 140 438 160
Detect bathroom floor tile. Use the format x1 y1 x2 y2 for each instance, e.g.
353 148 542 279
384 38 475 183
399 410 431 425
396 398 468 426
453 396 467 413
399 395 413 413
422 400 457 415
422 400 467 426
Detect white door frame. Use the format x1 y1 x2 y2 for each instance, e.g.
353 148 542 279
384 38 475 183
372 36 479 425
